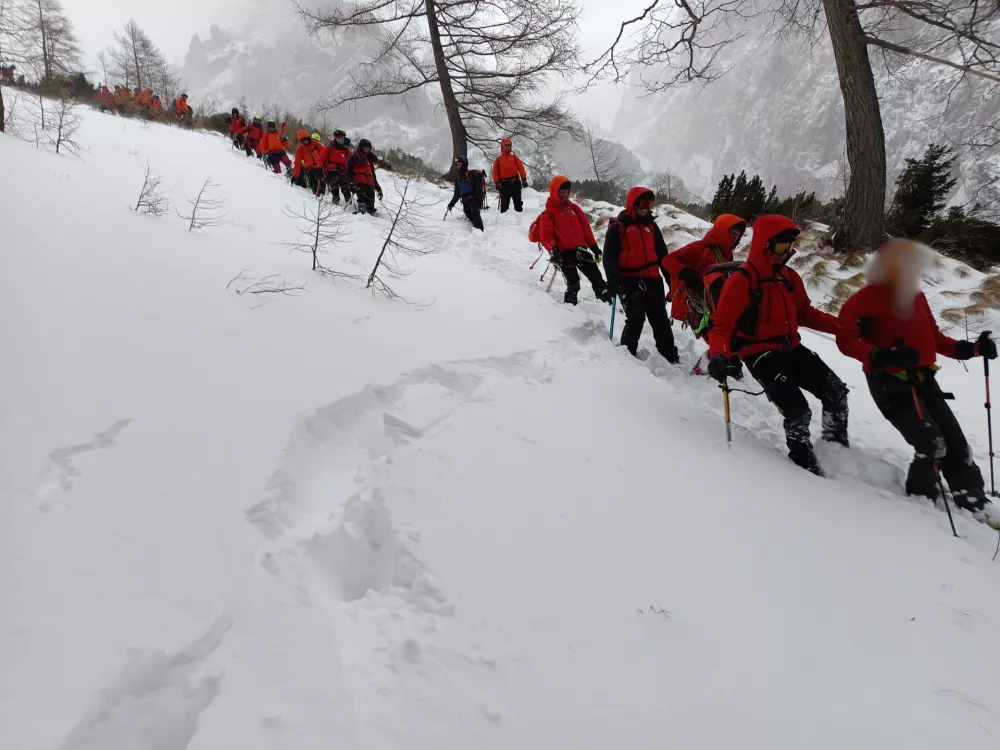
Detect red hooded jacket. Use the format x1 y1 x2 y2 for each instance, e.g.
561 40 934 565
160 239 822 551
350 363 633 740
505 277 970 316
602 186 669 279
492 139 527 182
663 213 746 321
837 286 959 372
538 175 597 253
708 215 837 358
323 141 350 171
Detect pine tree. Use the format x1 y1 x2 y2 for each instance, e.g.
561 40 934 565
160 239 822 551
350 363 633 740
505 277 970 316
710 173 735 219
886 144 958 238
763 185 780 214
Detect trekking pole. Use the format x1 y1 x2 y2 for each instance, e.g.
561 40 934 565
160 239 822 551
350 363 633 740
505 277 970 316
529 245 544 270
984 335 997 497
546 265 558 292
721 384 732 448
906 366 959 538
609 296 617 341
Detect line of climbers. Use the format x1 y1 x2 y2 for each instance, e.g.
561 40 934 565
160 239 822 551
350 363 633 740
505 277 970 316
95 86 191 124
223 107 383 215
528 181 1000 529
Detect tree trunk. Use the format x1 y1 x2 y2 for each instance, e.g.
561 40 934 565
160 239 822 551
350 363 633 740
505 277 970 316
35 0 49 80
0 85 5 133
823 0 886 252
425 0 467 178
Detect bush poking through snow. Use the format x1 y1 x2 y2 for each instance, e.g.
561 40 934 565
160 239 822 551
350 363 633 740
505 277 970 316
226 270 306 297
367 175 440 300
282 196 358 280
177 177 226 231
133 162 169 216
51 97 82 156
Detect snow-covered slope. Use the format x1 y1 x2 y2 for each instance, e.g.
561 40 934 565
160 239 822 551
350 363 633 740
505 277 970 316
4 107 1000 750
613 19 1000 207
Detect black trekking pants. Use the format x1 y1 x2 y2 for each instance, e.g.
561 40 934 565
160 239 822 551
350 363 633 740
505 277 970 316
325 169 352 203
556 249 606 305
462 197 484 231
745 345 849 470
867 371 985 508
618 276 677 361
355 184 376 213
498 178 523 213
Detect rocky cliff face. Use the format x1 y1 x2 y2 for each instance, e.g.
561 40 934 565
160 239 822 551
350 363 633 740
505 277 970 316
611 25 1000 209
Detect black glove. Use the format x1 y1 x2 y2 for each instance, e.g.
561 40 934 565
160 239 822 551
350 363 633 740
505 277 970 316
494 182 500 190
521 177 528 188
870 345 920 369
678 267 703 290
708 354 742 383
590 244 603 263
376 187 383 200
549 250 562 268
979 331 998 360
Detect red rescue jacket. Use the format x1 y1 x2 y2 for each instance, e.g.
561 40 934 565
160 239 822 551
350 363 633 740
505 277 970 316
837 285 959 372
538 175 597 253
708 215 837 358
602 186 668 279
323 142 350 171
228 115 245 135
492 139 526 182
346 142 378 186
663 213 746 321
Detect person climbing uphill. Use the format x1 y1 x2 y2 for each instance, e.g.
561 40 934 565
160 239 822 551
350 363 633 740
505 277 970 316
603 186 678 362
837 238 1000 528
322 128 353 204
538 176 610 305
292 130 326 195
707 215 848 476
447 156 487 231
664 213 747 335
260 120 291 174
346 138 382 214
492 138 528 213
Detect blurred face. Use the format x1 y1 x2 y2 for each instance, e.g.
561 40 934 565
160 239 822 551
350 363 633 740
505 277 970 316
503 142 512 153
559 186 571 201
880 240 927 290
363 145 371 153
729 227 744 246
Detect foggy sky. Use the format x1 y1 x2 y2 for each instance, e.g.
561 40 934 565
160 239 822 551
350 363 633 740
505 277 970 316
60 0 647 129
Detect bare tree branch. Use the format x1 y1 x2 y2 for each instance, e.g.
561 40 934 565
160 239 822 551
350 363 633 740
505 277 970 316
177 177 226 231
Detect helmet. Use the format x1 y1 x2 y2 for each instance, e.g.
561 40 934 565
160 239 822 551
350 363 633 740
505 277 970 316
254 115 262 122
311 132 321 142
181 93 188 99
266 119 276 129
334 127 346 137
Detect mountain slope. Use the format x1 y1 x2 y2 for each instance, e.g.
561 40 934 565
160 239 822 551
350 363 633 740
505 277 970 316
3 108 1000 750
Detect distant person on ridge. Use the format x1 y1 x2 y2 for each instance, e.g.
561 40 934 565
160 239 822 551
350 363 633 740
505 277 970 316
322 127 353 204
96 85 116 113
538 176 610 305
259 120 291 174
707 215 848 476
149 94 163 116
173 93 192 125
664 213 747 334
837 239 1000 528
447 156 487 231
603 186 678 362
347 138 383 214
491 138 528 213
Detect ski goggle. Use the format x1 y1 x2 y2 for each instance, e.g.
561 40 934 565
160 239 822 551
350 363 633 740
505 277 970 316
769 240 796 256
635 199 654 211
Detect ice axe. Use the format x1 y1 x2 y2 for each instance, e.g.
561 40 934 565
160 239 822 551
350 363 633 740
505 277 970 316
721 383 732 448
609 296 617 341
984 331 997 498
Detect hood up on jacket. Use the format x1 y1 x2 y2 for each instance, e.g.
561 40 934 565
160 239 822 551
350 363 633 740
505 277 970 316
748 214 801 270
549 175 571 200
704 213 747 250
623 186 655 221
358 138 373 151
455 155 469 173
501 138 513 152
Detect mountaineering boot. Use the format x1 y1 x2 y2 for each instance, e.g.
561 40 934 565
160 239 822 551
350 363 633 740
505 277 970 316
564 287 579 305
789 443 824 477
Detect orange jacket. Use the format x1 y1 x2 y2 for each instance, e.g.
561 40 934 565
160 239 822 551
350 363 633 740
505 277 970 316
492 139 526 182
96 88 116 107
293 141 325 177
538 175 597 252
259 131 286 154
149 98 162 110
134 88 152 106
174 98 191 114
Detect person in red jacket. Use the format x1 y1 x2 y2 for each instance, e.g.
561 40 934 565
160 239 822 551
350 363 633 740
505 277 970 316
322 127 353 204
96 85 116 112
346 138 383 214
837 239 1000 525
538 176 610 305
259 120 291 174
492 138 528 213
236 115 264 158
663 213 747 333
708 215 848 475
149 95 163 116
226 108 245 149
292 130 326 195
602 186 678 362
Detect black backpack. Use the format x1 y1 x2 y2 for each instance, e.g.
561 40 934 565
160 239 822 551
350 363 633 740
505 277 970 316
467 169 488 206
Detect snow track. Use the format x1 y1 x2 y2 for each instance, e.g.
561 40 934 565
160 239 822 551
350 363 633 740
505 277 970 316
3 107 1000 750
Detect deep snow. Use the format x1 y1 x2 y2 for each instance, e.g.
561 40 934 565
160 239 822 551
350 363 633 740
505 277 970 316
3 106 1000 750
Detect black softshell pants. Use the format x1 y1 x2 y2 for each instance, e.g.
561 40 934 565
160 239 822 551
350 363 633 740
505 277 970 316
745 344 849 473
462 196 484 231
618 276 677 362
498 178 523 213
867 370 985 508
556 249 607 305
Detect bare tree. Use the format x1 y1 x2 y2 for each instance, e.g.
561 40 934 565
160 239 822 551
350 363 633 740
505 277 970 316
16 0 81 82
94 49 110 86
367 175 440 298
647 167 687 204
50 93 78 154
585 0 1000 252
227 270 307 296
298 0 581 175
0 0 20 132
133 162 169 215
177 177 226 231
108 19 163 91
282 196 357 277
579 119 635 202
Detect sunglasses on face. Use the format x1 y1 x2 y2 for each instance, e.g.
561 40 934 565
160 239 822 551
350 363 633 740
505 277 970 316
769 240 796 256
